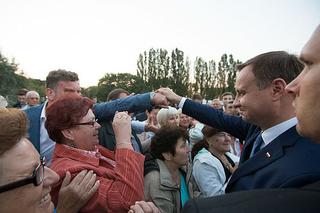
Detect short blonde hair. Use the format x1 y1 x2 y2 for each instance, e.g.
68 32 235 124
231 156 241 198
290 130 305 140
156 106 181 127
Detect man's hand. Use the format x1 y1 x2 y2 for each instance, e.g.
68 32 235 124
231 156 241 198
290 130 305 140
152 93 169 107
128 201 160 213
156 88 182 104
56 170 100 213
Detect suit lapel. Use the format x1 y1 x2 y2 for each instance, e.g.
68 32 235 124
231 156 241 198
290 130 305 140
228 126 300 187
239 131 261 163
27 104 44 152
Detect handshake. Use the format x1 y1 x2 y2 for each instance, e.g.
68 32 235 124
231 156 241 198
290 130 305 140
151 87 182 107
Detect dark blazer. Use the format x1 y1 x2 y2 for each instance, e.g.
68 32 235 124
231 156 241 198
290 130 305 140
182 180 320 213
182 99 320 192
25 93 153 153
24 103 44 152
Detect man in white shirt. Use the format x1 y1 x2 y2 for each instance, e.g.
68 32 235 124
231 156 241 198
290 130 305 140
157 50 320 193
181 24 320 213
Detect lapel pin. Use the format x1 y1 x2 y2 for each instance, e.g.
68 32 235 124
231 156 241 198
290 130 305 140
266 152 271 158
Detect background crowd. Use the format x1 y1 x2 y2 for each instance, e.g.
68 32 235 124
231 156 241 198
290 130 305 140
1 25 320 213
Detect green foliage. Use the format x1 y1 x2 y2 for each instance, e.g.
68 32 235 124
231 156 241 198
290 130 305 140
85 73 146 102
136 48 190 96
1 49 241 105
130 49 241 101
0 52 45 106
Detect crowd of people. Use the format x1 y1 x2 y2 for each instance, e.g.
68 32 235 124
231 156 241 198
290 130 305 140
0 24 320 213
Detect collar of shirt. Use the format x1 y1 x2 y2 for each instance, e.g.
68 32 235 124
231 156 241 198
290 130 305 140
261 117 297 148
40 100 48 121
60 144 116 167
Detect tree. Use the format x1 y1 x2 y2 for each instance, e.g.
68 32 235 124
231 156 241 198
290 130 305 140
96 73 145 102
193 57 208 95
0 52 45 105
170 48 189 96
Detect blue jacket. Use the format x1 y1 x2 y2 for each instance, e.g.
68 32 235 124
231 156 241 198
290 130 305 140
182 99 320 192
25 93 153 153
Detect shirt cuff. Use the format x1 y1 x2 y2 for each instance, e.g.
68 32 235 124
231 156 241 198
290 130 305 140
149 92 155 104
178 97 187 109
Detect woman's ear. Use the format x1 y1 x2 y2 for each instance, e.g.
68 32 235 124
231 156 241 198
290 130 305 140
61 129 74 141
162 152 172 161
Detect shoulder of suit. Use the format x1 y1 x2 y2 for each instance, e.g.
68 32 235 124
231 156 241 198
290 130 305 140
24 103 44 115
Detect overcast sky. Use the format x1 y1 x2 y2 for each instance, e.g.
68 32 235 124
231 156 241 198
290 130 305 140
1 0 319 87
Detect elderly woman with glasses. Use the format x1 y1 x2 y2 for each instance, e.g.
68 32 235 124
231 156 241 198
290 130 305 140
46 94 145 212
0 108 100 213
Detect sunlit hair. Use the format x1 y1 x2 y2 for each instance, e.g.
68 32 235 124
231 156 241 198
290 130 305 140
107 88 130 101
26 91 40 100
202 125 223 138
150 124 188 161
191 125 223 160
157 106 181 127
237 51 304 89
46 69 79 89
0 109 27 156
220 92 234 99
45 94 94 143
192 93 203 101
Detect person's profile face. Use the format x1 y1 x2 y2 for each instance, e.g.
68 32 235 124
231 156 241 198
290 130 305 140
69 109 101 151
234 66 272 127
169 137 189 167
0 139 59 213
286 26 320 141
47 81 81 102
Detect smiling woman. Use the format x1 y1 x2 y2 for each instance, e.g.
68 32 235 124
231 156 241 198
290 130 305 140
0 108 59 213
45 94 145 212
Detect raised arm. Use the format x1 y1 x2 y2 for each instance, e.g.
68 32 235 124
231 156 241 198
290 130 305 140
94 93 168 121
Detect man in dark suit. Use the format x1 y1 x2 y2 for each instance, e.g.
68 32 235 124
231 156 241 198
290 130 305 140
98 88 143 153
158 51 320 192
25 69 168 165
177 25 320 212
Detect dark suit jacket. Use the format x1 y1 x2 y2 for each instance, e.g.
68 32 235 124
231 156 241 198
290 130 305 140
98 120 143 152
24 103 44 152
25 93 152 153
183 99 320 192
182 181 320 213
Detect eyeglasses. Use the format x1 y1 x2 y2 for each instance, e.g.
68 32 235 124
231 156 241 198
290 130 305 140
75 118 98 127
0 156 45 193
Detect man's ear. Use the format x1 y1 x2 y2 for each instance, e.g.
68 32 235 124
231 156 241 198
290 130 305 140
46 88 55 102
271 78 286 101
61 129 74 141
162 152 172 161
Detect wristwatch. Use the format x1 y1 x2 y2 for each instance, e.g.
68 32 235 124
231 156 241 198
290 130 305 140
150 92 156 105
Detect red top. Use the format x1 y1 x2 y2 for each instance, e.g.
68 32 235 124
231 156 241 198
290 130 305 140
50 144 145 213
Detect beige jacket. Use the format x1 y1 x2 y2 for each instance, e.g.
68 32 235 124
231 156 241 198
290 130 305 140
144 159 197 213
